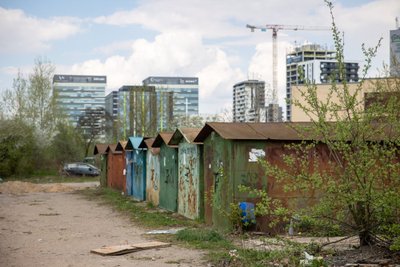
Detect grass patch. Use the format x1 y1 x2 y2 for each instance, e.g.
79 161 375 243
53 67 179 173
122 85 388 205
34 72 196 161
176 228 234 250
235 247 301 266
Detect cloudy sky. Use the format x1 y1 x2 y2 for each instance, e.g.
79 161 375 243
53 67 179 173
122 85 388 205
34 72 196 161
0 0 399 114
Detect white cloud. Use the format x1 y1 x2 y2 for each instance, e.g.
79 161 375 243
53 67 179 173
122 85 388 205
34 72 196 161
93 0 326 39
69 31 244 113
197 49 245 112
92 41 135 56
0 7 81 54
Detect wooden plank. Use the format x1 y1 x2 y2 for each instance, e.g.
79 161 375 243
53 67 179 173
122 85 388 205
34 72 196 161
91 241 171 256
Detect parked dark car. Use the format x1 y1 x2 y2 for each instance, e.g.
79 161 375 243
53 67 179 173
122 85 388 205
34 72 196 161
62 162 100 177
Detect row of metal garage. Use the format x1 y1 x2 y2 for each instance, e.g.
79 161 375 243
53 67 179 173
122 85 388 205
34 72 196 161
94 122 330 231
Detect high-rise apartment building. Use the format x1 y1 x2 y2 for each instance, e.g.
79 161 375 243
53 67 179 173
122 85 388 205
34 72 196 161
142 76 199 117
390 23 400 76
286 44 359 121
233 80 266 122
53 74 106 139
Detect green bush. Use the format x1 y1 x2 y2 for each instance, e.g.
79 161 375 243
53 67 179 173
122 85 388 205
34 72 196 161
293 215 344 237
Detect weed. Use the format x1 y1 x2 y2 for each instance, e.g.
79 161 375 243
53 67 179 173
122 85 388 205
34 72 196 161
176 228 232 248
146 201 155 209
175 228 236 264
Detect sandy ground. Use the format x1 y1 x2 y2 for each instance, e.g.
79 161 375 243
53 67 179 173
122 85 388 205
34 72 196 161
0 181 206 267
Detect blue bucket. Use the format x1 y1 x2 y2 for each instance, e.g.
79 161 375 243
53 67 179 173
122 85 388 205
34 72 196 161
239 202 255 225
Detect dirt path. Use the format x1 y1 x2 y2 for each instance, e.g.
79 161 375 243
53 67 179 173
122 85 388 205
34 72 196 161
0 182 206 267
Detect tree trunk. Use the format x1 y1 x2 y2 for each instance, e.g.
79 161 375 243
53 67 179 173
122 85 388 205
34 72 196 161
359 230 374 246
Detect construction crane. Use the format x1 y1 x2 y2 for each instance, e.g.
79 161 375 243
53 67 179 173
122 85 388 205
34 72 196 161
246 24 330 105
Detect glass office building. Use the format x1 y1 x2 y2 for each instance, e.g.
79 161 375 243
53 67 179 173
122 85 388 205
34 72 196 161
142 76 199 117
53 74 106 139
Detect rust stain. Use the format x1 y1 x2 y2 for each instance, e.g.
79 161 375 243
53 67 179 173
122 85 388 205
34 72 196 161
106 144 125 193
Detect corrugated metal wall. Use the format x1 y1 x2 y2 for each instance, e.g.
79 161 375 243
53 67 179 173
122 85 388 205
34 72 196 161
159 143 178 212
177 141 203 220
132 149 146 201
203 133 268 230
99 155 107 187
126 151 133 196
203 132 232 229
107 150 125 193
203 131 334 231
264 142 332 210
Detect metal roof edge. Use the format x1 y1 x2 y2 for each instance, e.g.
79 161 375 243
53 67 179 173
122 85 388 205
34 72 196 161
168 129 184 146
193 123 214 142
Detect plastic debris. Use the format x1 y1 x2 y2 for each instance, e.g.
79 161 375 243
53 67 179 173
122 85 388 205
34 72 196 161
145 228 185 235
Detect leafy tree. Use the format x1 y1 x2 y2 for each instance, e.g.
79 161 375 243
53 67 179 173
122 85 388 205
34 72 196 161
215 107 233 122
50 123 85 167
0 58 81 175
27 57 58 137
0 119 37 177
260 1 400 249
1 71 28 121
1 58 57 135
167 110 233 131
168 114 205 129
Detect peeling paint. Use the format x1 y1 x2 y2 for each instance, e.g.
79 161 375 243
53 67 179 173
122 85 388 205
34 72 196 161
125 137 146 201
203 134 268 230
146 149 160 206
177 142 203 220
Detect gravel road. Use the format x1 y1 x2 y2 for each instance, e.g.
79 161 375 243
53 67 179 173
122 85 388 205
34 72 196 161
0 182 205 267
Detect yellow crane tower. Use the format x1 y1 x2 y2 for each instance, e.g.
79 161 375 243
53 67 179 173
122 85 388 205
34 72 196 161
246 24 330 107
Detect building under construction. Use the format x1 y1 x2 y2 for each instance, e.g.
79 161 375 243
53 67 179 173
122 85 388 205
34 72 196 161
266 103 283 122
286 44 359 121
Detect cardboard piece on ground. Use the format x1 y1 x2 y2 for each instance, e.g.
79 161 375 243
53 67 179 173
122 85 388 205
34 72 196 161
91 241 171 256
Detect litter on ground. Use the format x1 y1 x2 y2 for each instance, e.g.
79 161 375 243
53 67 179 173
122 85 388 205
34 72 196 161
90 241 171 256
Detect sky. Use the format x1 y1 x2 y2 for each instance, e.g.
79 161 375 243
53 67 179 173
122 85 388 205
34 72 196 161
0 0 399 114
